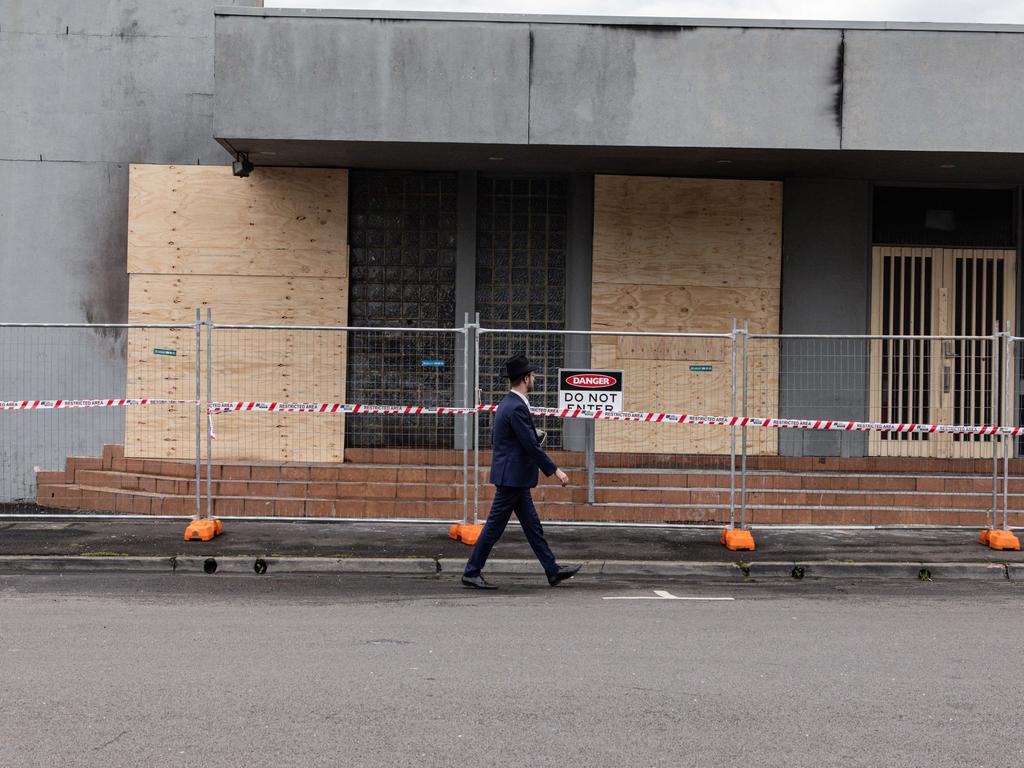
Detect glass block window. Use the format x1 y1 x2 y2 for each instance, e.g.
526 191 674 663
476 176 568 448
346 171 458 449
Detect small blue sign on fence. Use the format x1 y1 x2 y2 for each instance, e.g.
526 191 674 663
421 359 446 368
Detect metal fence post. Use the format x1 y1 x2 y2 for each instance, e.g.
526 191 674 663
473 312 481 524
205 308 213 520
462 313 470 526
1003 328 1013 531
729 320 737 530
194 308 202 518
740 320 749 530
586 419 596 505
992 322 1001 531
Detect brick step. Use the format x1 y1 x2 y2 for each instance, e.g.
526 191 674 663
350 447 1024 475
48 469 1024 510
37 445 1024 526
586 471 1019 492
62 460 1024 492
79 445 1024 483
588 488 1024 510
96 444 1024 476
34 483 1016 527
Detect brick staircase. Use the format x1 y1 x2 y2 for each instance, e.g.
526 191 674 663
32 445 1024 526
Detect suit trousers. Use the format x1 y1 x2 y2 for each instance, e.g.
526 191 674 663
463 485 558 578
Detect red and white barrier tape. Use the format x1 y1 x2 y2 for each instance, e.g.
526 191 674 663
9 397 1022 438
0 398 193 411
206 401 477 416
500 405 1024 437
205 400 1024 437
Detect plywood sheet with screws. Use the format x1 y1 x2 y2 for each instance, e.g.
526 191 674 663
125 165 348 462
592 175 781 455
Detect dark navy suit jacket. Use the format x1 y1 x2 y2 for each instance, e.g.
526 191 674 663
489 392 557 488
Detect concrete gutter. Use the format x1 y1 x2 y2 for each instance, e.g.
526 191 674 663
0 556 1016 581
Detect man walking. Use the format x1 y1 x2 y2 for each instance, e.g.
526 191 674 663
462 353 582 589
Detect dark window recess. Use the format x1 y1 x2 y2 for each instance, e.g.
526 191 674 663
346 171 458 449
476 176 568 449
873 187 1015 248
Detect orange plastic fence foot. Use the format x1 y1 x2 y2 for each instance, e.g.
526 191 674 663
978 529 992 545
448 523 483 545
459 523 484 546
184 518 223 542
987 530 1021 551
722 528 756 551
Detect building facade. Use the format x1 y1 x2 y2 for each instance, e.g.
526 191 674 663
4 3 1024 503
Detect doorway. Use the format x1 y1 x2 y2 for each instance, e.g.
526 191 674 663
868 246 1016 457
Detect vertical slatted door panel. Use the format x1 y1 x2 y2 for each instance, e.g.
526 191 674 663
948 249 1015 458
869 247 941 457
870 247 1016 458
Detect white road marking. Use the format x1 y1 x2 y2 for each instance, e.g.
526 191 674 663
603 590 734 601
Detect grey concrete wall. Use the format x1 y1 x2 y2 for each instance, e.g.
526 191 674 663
778 179 871 457
0 0 257 501
562 175 595 454
843 31 1024 153
215 11 1024 155
529 26 840 149
215 16 530 145
453 171 477 451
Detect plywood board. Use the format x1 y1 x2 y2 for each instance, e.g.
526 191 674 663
593 176 781 290
592 284 779 335
126 276 348 462
128 274 346 326
125 165 348 462
592 174 782 455
128 165 347 276
615 336 726 362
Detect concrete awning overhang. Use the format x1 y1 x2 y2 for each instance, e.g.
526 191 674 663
214 8 1024 183
214 139 1024 184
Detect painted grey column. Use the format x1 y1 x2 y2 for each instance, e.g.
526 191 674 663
563 174 595 453
454 171 477 450
779 178 871 457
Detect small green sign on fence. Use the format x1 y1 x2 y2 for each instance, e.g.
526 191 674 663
688 364 712 372
153 348 177 357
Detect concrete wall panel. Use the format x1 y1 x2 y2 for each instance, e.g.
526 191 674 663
0 160 129 500
215 13 1024 156
778 178 871 457
843 31 1024 153
529 26 842 149
0 0 257 500
1 33 220 164
214 17 530 145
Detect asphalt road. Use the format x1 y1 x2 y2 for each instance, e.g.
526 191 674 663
1 573 1022 768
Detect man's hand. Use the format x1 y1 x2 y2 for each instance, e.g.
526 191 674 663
555 468 569 487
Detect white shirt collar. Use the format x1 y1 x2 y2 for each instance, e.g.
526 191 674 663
510 389 530 407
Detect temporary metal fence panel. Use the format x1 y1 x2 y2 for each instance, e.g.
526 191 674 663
7 314 1021 533
207 321 470 521
475 327 738 526
0 320 199 510
1005 335 1023 531
743 331 1007 528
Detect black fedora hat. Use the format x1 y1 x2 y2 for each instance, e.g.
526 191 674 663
505 353 535 380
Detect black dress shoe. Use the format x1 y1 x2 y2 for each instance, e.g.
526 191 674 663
461 574 497 590
548 564 582 586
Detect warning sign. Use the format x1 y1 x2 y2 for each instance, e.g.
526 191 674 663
557 369 624 413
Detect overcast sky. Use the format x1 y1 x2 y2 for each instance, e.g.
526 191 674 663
269 0 1023 23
